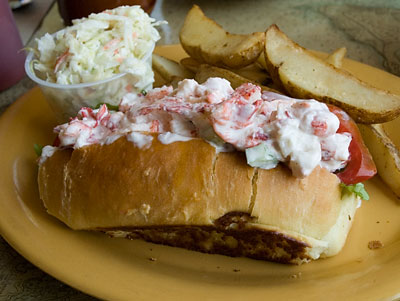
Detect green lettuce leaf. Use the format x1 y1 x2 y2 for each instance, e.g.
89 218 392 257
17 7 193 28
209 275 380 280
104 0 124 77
94 102 119 111
33 144 43 157
340 182 369 201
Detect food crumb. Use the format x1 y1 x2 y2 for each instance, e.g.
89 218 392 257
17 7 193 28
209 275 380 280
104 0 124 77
376 221 380 224
368 240 384 250
290 272 302 279
233 269 240 272
148 257 157 262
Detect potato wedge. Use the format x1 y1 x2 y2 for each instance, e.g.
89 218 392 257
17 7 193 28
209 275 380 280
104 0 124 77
257 54 268 70
179 5 265 69
358 124 400 198
168 76 185 89
152 54 194 82
153 70 167 88
180 57 201 73
184 56 272 86
195 64 278 92
233 63 272 86
325 47 347 68
264 25 400 124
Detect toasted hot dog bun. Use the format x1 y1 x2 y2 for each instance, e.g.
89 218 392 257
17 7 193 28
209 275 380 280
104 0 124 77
38 135 359 264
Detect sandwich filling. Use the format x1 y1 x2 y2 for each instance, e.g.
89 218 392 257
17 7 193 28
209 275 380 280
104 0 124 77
42 77 351 178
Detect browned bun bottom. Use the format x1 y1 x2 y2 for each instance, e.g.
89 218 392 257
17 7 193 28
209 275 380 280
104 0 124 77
38 135 359 264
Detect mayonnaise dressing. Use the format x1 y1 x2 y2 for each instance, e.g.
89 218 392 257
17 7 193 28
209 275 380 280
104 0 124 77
127 132 153 149
42 78 351 178
39 145 57 164
158 132 194 144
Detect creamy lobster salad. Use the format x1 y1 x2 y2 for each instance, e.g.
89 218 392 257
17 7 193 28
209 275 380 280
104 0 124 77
40 77 355 179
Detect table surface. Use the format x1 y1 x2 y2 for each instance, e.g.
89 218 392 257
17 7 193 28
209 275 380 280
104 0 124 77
1 0 400 299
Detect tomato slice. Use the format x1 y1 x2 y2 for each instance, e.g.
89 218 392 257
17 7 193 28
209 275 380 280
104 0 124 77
52 136 61 147
328 105 377 184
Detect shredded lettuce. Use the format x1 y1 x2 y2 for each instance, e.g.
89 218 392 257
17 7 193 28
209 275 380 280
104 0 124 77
94 102 119 111
34 144 43 156
245 142 279 169
340 183 369 201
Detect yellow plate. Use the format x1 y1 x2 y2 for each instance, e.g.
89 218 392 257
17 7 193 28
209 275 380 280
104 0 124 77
1 45 400 301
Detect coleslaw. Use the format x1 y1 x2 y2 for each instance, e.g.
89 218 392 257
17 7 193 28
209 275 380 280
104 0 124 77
33 5 163 88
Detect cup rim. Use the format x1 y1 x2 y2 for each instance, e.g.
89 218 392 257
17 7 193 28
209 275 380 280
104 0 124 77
25 31 155 90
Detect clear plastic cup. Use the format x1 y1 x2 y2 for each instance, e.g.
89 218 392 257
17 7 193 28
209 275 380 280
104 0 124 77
0 0 26 91
25 43 154 123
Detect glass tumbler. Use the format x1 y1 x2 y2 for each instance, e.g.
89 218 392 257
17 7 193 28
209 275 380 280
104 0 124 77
0 0 26 91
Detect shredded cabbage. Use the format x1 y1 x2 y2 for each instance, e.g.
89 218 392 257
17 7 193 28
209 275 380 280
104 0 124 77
33 6 164 87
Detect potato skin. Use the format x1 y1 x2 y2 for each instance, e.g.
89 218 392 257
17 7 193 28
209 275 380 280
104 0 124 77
358 124 400 198
194 64 278 92
279 79 400 124
179 5 265 69
152 54 194 83
264 24 400 124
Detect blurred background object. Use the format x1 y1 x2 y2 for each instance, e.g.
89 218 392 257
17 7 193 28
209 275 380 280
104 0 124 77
57 0 156 25
9 0 32 10
0 0 26 91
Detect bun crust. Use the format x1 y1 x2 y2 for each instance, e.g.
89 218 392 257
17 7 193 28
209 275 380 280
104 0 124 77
38 135 359 264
